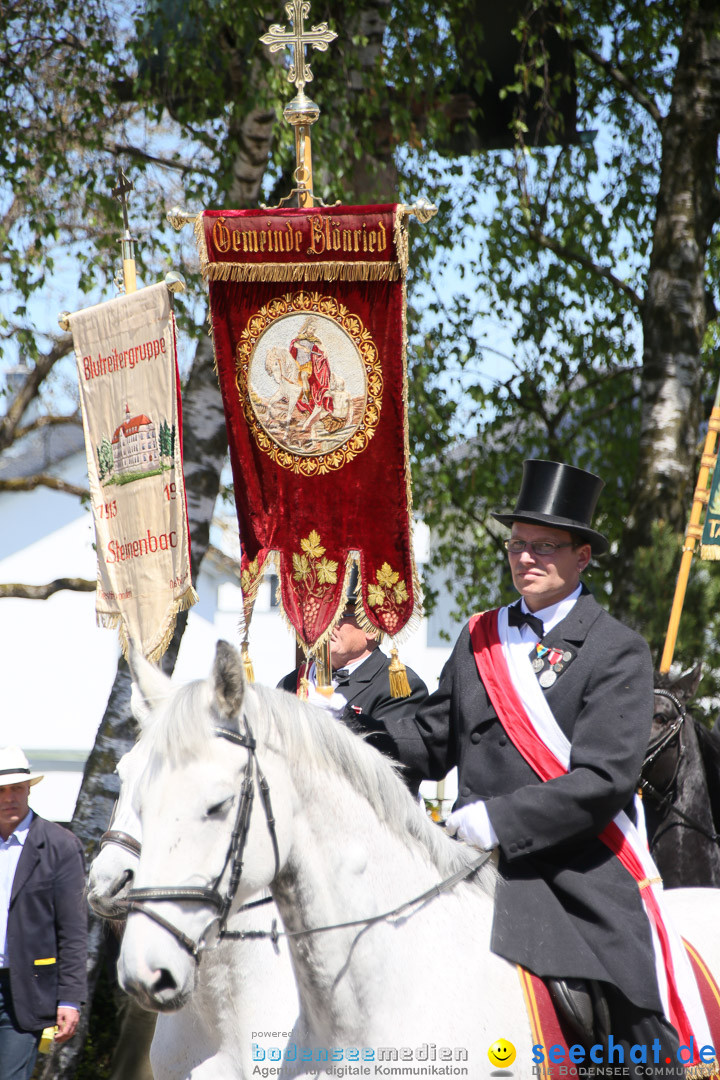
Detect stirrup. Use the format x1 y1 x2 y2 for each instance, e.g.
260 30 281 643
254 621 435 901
547 977 611 1046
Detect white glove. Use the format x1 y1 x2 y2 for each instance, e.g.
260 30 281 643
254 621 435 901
306 683 348 718
445 801 498 851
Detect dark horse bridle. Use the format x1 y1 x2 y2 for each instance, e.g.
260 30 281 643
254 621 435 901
113 715 490 964
118 718 281 963
641 688 720 846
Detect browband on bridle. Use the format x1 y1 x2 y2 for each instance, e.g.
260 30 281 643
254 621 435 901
643 688 686 770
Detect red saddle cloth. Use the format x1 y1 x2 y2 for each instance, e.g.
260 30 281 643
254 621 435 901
518 941 720 1076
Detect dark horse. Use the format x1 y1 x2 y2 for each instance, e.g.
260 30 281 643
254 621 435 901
642 665 720 887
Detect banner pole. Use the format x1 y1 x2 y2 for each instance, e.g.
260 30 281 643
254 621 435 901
659 374 720 673
260 1 336 688
112 167 138 295
260 0 336 210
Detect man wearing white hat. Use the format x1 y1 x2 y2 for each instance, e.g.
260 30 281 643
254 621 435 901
0 747 87 1079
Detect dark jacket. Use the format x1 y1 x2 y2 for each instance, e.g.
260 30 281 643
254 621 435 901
279 647 428 794
7 814 87 1032
383 589 660 1011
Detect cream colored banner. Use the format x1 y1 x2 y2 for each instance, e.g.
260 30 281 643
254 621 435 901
70 282 197 660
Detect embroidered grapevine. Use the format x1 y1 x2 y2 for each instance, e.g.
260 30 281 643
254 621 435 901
292 531 339 624
367 562 409 634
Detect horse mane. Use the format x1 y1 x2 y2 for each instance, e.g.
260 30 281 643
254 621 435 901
136 675 494 894
255 683 494 891
693 719 720 829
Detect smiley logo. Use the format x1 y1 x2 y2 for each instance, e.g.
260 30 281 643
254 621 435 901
488 1039 516 1068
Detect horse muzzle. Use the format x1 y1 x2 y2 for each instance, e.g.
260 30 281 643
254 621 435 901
118 949 195 1013
88 868 134 919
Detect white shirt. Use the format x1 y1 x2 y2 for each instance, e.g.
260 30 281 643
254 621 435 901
516 584 583 641
0 809 33 966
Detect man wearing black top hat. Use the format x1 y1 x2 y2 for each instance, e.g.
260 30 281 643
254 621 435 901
278 571 428 795
380 460 692 1073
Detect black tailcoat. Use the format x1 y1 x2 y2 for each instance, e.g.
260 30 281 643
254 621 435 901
383 589 660 1011
7 814 87 1032
279 648 428 793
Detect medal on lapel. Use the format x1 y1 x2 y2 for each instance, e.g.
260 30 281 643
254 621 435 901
533 643 575 688
532 645 548 673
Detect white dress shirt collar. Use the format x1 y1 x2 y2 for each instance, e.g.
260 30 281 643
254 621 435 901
519 583 582 638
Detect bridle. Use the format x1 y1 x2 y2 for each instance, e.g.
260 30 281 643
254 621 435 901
641 688 720 846
114 715 491 963
119 717 281 964
641 688 686 783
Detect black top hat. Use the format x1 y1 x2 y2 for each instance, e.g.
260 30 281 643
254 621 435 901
491 459 609 555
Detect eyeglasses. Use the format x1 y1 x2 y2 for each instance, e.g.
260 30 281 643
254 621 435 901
504 539 573 556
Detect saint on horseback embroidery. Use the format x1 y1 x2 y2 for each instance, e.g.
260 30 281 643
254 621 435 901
242 304 378 465
235 293 383 474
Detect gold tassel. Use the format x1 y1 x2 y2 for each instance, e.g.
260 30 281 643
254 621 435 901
241 640 255 684
388 646 412 699
296 660 310 700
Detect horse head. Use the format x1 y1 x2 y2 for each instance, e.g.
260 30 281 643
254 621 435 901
87 744 145 919
87 676 162 919
117 642 296 1012
643 664 702 795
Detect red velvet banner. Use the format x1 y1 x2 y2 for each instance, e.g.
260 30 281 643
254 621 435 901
199 204 421 650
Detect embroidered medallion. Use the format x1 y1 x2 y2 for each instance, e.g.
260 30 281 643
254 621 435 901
236 293 383 474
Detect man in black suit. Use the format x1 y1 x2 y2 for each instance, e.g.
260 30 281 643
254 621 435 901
380 460 695 1076
0 747 87 1079
278 579 428 794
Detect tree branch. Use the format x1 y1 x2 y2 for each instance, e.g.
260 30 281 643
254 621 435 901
109 141 213 176
0 337 74 453
526 226 643 309
0 474 89 498
15 413 82 440
574 38 663 126
0 578 95 600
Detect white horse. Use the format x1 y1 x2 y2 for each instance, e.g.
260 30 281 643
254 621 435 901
118 643 720 1080
88 736 299 1080
264 347 305 423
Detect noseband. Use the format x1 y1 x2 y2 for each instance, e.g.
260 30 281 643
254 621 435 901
120 718 281 963
100 825 142 860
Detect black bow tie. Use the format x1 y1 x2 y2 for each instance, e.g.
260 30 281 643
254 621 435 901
333 668 351 679
508 604 544 639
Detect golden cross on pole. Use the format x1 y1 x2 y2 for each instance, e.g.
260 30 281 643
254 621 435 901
112 167 137 294
260 1 337 208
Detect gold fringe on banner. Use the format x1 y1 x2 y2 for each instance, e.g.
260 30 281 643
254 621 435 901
393 209 410 277
388 645 412 699
204 261 401 284
700 545 720 560
113 586 200 664
194 214 209 269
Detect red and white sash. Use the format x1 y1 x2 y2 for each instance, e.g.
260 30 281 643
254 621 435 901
469 607 712 1059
